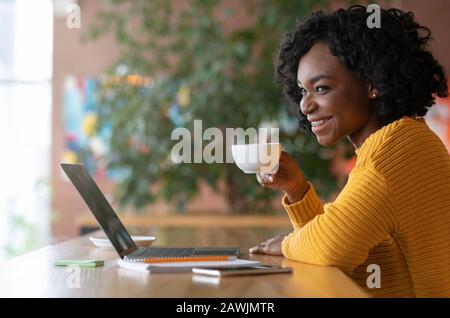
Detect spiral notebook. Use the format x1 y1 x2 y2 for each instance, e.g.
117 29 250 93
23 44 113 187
122 247 239 262
118 258 260 273
61 163 240 262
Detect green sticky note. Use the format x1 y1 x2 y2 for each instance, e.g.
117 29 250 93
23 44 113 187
55 259 104 267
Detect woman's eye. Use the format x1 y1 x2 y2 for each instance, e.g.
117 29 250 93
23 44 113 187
315 85 329 93
299 87 307 96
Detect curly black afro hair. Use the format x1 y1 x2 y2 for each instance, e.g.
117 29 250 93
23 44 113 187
275 5 448 133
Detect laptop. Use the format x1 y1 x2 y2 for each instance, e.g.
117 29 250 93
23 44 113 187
61 163 239 261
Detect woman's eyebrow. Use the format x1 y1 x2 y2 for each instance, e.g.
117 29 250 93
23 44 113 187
297 74 333 86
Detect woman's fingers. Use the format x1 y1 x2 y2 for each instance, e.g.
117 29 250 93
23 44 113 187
257 172 275 185
249 239 269 254
250 235 286 255
249 244 263 254
256 173 267 187
249 238 272 254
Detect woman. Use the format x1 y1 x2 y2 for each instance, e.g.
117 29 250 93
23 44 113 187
250 5 450 297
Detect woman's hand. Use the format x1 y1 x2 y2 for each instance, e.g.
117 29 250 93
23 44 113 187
249 235 286 256
256 151 310 204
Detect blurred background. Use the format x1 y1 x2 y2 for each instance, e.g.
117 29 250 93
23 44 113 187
1 0 450 261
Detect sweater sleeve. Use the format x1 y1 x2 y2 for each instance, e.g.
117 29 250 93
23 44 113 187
281 182 324 230
281 166 397 274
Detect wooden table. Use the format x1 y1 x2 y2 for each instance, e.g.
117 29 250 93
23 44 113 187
0 227 369 297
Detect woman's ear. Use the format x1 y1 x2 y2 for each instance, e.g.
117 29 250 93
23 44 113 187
368 81 379 99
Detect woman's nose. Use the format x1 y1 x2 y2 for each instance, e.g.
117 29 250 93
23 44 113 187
299 96 318 116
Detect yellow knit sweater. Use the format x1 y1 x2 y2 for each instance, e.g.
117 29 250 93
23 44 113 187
281 116 450 297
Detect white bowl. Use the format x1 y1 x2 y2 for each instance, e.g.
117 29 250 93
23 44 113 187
231 143 281 174
89 236 156 249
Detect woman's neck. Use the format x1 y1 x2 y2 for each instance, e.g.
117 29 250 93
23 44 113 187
347 112 382 149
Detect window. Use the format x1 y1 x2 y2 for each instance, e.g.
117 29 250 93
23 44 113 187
0 0 53 260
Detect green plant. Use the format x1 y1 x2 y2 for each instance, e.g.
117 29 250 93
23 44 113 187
87 0 352 213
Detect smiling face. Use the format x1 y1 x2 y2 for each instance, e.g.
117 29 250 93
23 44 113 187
297 42 381 148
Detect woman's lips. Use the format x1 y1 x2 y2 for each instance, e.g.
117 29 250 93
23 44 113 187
311 116 332 134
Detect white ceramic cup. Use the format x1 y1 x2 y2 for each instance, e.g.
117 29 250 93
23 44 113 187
231 143 281 174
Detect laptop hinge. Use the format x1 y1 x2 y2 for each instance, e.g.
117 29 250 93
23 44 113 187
120 246 139 258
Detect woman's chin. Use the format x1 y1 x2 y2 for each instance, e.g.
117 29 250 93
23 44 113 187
316 136 337 147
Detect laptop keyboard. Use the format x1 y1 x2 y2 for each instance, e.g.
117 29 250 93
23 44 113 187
131 247 195 258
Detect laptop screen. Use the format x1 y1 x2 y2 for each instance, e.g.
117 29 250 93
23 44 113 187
61 163 137 258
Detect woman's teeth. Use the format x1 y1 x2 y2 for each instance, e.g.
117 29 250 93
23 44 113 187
311 118 330 127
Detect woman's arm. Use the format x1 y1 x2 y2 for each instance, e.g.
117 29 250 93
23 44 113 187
256 151 321 229
282 165 397 274
285 181 310 205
